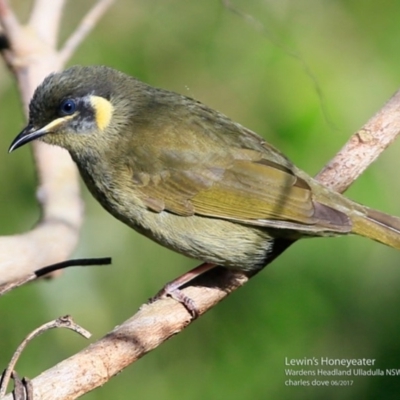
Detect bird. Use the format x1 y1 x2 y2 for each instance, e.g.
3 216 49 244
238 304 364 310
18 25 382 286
9 65 400 310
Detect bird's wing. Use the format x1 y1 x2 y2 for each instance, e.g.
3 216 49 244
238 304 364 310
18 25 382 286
130 146 350 233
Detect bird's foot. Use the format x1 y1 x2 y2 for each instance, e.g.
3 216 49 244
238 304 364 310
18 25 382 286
148 262 217 319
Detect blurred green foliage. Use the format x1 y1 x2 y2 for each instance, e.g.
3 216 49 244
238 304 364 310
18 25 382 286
2 0 400 398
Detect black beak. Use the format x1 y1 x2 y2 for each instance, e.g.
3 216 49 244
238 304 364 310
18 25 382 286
9 125 48 153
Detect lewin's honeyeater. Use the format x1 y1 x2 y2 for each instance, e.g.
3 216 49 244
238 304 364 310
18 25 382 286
9 65 400 299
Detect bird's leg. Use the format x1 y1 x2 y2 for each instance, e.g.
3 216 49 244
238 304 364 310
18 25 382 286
149 262 217 318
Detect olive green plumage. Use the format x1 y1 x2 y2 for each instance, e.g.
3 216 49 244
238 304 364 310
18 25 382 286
9 65 400 270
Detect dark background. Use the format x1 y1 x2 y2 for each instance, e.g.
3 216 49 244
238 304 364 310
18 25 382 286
1 1 400 398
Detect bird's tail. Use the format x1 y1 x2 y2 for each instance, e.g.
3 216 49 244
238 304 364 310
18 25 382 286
307 173 400 250
350 206 400 250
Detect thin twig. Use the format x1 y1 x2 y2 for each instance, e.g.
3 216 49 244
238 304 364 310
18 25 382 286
6 372 33 400
9 372 26 400
0 316 91 398
221 0 335 131
35 256 112 277
0 257 112 297
59 0 115 64
22 377 33 400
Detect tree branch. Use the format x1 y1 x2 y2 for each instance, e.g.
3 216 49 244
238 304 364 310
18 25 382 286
0 0 114 287
59 0 115 65
29 0 66 48
316 88 400 191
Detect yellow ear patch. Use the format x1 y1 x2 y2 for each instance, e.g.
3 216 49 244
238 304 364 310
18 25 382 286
90 95 114 131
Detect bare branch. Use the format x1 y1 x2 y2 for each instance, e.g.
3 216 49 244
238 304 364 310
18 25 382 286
0 316 91 398
0 0 113 287
1 273 245 400
29 0 66 47
7 372 33 400
59 0 116 64
316 88 400 191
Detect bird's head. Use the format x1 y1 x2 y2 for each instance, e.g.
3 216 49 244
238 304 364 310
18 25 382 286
9 65 135 154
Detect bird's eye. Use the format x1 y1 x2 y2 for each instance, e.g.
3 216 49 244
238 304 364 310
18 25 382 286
59 99 76 116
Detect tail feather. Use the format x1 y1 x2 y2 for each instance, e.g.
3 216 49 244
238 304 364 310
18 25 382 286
351 207 400 250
